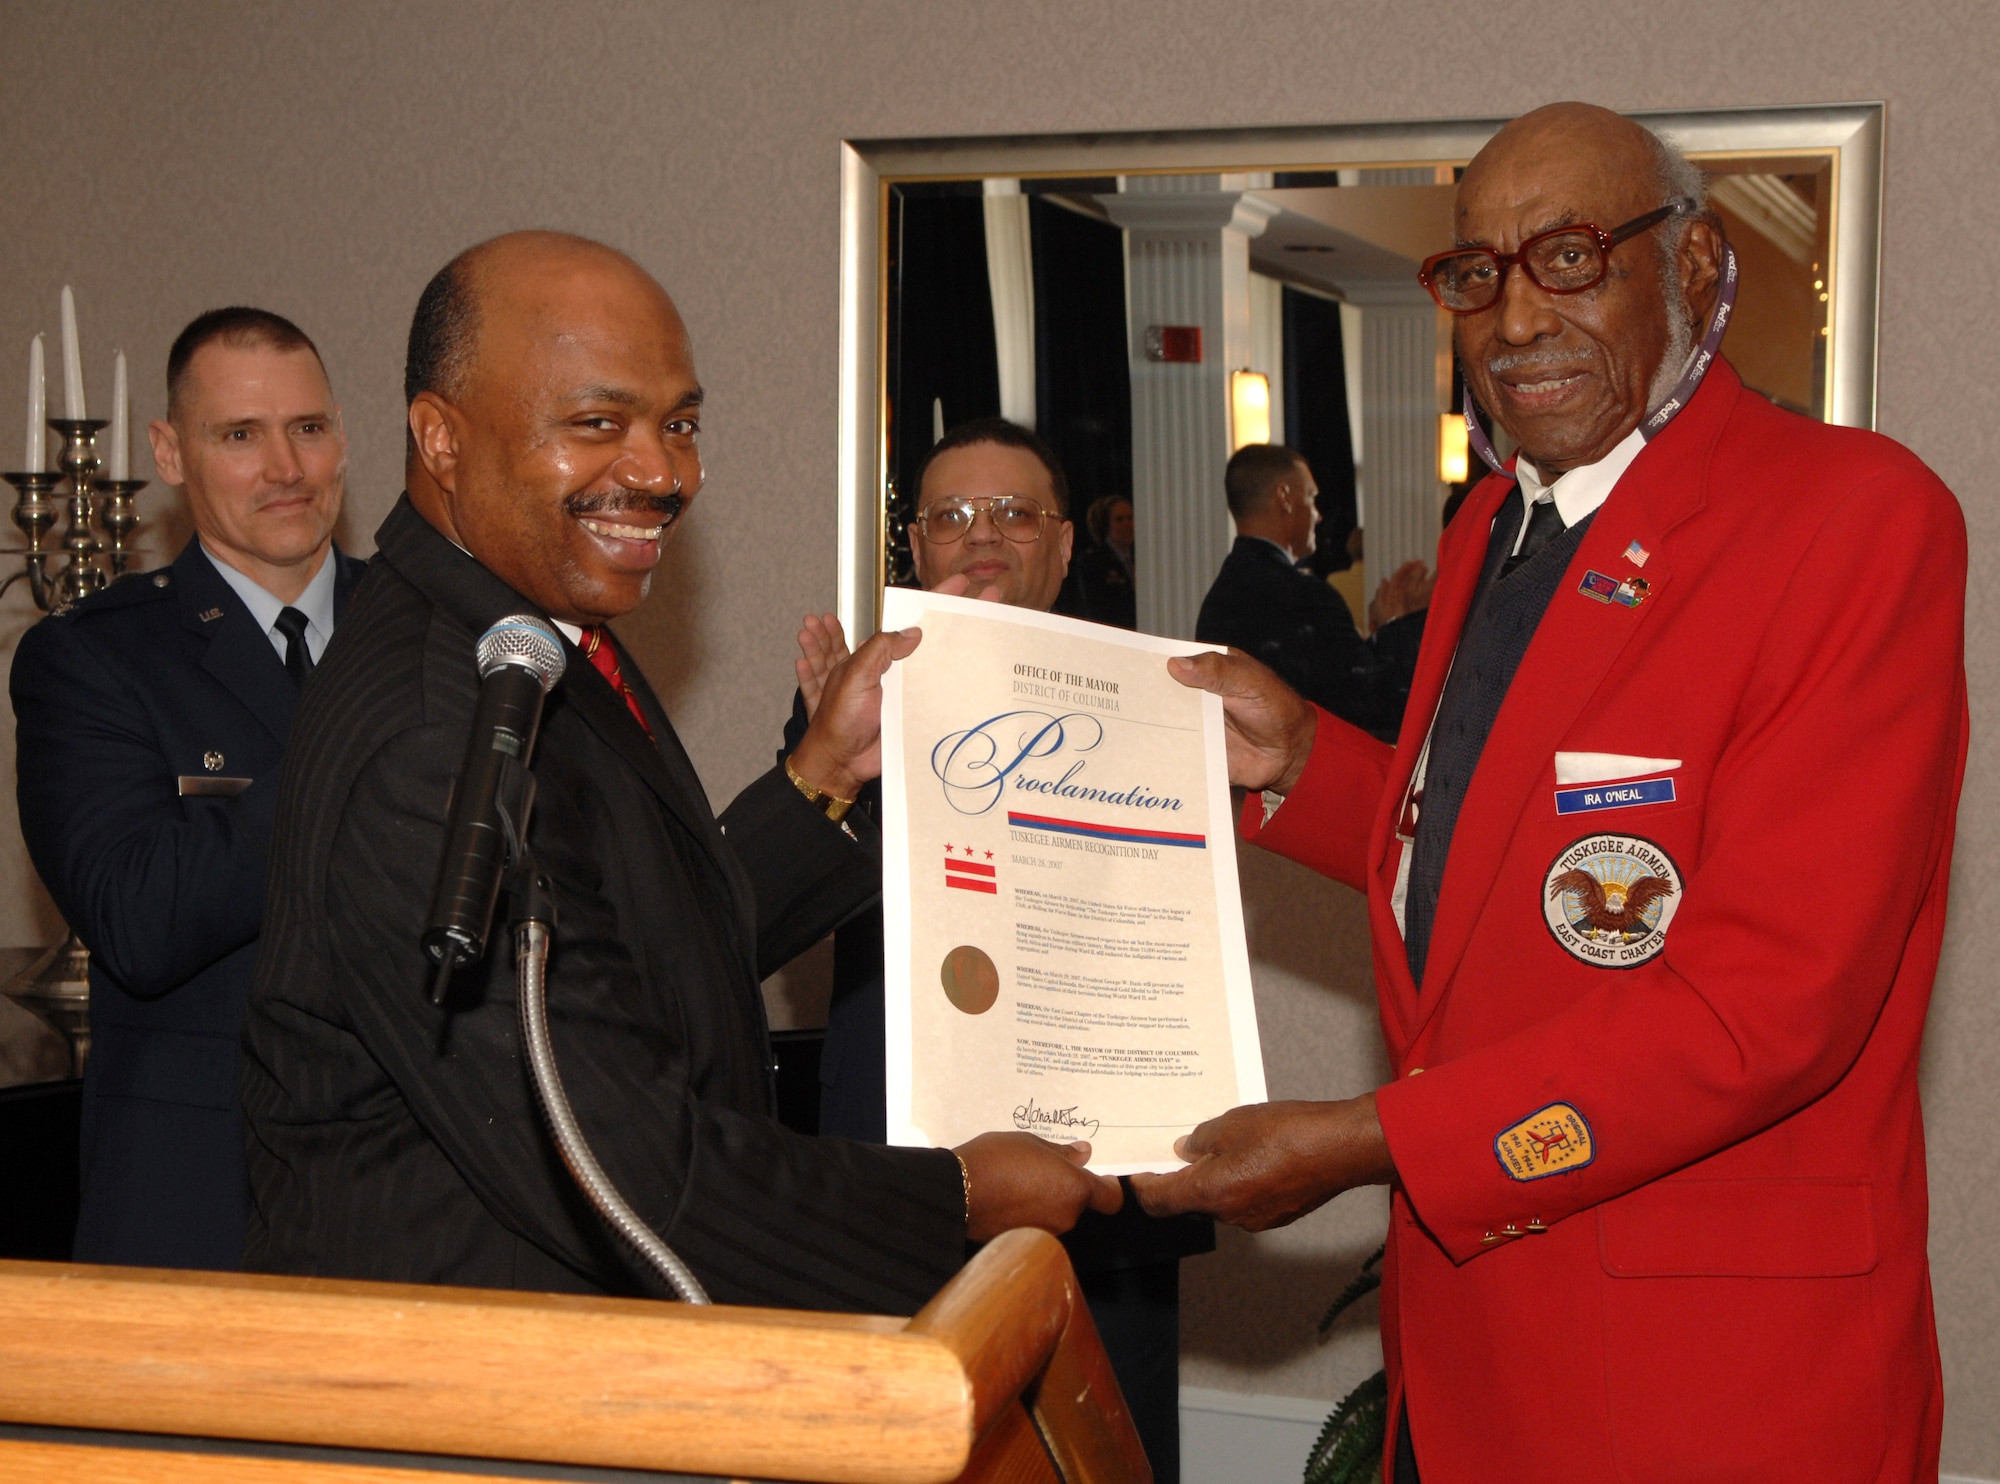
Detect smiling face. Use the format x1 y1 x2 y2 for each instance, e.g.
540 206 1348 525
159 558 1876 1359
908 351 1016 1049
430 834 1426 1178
1452 105 1719 475
910 441 1073 610
406 237 703 626
148 342 345 600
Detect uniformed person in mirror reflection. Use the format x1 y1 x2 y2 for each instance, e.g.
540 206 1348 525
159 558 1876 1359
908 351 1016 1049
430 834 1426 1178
783 418 1212 1483
1195 444 1431 742
1072 494 1136 630
11 308 366 1268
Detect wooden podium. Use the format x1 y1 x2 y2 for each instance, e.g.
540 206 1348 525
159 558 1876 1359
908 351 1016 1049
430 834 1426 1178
0 1228 1150 1484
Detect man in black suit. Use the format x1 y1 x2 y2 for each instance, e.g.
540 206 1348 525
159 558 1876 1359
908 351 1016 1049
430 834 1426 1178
1195 444 1430 742
13 307 365 1268
241 233 1117 1311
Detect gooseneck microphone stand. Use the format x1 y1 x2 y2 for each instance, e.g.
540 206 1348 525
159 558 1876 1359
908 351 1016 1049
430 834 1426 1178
508 856 711 1305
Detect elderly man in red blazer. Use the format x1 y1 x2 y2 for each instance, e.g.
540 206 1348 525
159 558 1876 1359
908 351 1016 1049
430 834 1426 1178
1135 102 1967 1484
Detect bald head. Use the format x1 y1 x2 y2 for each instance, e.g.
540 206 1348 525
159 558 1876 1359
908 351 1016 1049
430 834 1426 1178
405 232 687 415
1448 103 1723 474
404 231 705 625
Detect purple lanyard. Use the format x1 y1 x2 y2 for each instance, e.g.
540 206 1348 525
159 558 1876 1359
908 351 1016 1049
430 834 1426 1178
1464 240 1740 482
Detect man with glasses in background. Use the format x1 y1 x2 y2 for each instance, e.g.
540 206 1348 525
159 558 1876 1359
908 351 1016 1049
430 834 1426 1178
783 418 1210 1482
1135 103 1967 1484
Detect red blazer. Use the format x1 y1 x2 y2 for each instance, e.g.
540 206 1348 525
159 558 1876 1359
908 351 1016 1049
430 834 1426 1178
1247 361 1967 1483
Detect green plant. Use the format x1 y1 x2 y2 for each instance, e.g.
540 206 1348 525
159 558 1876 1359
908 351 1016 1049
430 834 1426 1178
1303 1244 1387 1484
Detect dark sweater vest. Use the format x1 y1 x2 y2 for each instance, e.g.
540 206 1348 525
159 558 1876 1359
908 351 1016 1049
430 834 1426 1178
1404 492 1596 987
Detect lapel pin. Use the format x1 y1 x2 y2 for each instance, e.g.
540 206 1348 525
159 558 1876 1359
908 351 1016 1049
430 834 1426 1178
198 606 223 622
1579 571 1650 609
1623 540 1650 567
204 751 224 772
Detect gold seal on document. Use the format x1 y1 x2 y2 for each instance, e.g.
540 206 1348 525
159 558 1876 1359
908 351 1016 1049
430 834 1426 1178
940 945 1000 1015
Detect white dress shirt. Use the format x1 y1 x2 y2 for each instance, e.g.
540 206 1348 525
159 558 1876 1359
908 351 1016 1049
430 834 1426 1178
201 542 339 665
1508 426 1647 554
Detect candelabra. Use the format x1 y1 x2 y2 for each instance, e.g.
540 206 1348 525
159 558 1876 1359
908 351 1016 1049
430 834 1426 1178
0 420 145 1074
2 417 146 613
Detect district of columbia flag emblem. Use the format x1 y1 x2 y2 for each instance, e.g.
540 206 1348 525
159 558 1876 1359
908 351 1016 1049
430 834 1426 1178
944 845 997 894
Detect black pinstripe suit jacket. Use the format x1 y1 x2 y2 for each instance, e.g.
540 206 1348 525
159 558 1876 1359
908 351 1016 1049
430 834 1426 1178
240 497 965 1311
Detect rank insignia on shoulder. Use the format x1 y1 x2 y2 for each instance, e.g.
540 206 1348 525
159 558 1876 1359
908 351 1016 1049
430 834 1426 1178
1496 1103 1594 1181
1579 570 1649 608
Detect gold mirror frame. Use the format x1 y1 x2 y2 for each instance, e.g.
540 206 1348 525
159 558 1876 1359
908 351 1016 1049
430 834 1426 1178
836 104 1884 640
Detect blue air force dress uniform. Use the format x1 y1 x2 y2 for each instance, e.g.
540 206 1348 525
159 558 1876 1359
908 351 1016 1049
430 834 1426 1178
11 537 366 1268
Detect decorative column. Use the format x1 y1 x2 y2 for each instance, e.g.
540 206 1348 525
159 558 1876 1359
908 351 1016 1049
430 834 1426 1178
982 179 1036 429
1346 281 1448 588
1101 177 1278 639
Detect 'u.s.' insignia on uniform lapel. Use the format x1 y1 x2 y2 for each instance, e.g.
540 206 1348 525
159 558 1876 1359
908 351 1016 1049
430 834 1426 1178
1496 1103 1594 1181
198 607 224 622
1543 833 1683 968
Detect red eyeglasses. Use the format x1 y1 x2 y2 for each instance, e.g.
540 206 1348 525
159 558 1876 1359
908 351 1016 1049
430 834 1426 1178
1418 200 1693 314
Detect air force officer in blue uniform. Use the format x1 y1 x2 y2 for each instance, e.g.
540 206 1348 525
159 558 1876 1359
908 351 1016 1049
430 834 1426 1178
12 308 365 1268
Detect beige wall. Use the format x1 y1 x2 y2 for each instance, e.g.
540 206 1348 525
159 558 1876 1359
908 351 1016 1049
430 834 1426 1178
3 1 1994 1470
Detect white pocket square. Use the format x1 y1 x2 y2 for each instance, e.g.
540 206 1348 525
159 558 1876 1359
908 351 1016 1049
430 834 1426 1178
1554 752 1682 786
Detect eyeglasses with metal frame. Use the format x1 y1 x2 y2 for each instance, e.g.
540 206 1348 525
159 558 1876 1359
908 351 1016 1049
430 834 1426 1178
911 495 1064 545
1417 199 1695 314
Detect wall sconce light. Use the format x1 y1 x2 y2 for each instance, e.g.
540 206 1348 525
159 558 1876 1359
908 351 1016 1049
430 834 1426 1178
1438 411 1469 484
1231 370 1271 451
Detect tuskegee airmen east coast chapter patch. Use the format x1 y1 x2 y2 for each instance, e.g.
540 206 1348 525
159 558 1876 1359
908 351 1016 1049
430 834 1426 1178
1496 1103 1595 1180
1543 833 1683 968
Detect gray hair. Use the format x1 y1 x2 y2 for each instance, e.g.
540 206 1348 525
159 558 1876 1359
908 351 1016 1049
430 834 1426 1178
1643 126 1710 408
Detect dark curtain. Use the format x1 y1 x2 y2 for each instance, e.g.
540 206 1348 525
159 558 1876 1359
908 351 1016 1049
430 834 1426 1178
1281 285 1360 578
886 185 1000 576
1029 196 1133 509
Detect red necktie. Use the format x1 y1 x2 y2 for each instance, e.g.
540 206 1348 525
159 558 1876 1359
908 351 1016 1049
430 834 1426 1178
580 626 652 737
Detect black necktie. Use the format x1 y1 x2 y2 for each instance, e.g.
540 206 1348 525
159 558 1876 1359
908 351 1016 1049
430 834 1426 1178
273 606 315 690
1500 497 1566 578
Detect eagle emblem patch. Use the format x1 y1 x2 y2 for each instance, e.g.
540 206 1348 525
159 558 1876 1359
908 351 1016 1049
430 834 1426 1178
1543 833 1683 968
1496 1103 1595 1180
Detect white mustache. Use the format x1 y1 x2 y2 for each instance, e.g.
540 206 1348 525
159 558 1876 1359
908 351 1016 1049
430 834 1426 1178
1486 350 1586 375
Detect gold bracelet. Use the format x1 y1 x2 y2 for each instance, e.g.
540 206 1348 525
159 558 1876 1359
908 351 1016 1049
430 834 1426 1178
784 754 855 823
953 1151 972 1222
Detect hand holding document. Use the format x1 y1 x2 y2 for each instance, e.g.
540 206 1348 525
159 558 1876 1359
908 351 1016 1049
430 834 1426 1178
880 590 1267 1174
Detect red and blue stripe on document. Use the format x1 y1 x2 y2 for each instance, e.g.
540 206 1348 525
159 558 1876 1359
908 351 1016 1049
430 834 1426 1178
1005 812 1207 849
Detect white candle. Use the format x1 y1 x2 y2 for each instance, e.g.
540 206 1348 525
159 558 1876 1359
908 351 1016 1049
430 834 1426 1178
59 286 85 420
25 334 47 473
109 350 129 480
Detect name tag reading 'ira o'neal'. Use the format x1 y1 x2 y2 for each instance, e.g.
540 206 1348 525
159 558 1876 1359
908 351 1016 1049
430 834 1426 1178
878 589 1266 1176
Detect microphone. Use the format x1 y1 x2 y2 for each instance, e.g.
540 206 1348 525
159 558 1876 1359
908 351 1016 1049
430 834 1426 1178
422 615 566 1003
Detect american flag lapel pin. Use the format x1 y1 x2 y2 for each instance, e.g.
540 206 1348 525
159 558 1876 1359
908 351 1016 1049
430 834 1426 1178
1623 540 1650 568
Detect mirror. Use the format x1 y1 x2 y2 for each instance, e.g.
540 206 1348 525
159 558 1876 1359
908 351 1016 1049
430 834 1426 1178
837 106 1881 641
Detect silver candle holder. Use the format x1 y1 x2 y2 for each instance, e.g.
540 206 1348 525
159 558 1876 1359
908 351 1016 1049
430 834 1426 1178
3 416 147 612
0 418 149 1072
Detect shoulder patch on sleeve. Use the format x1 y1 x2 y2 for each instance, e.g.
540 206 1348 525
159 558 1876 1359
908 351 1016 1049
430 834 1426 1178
1496 1103 1594 1181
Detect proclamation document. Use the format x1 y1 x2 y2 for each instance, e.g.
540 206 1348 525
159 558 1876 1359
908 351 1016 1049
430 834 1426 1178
879 589 1266 1175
